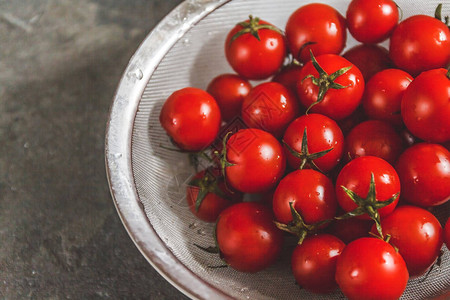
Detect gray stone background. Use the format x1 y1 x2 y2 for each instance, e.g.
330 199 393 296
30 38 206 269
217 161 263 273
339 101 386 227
0 0 190 298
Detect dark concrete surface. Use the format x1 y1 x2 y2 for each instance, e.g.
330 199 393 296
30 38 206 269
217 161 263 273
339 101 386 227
0 0 189 298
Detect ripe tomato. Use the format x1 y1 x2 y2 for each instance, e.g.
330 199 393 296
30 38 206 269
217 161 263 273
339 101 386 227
272 64 305 96
346 0 399 44
291 234 345 294
336 105 366 136
206 74 252 122
241 82 300 138
395 143 450 207
401 68 450 143
335 237 409 300
186 168 242 223
372 205 443 277
159 87 221 151
225 16 286 80
297 54 365 120
215 202 283 273
336 156 400 220
273 169 337 226
343 44 393 81
344 120 405 165
327 217 372 244
362 68 413 128
445 217 450 250
282 113 344 173
285 3 346 63
389 15 450 76
224 128 286 193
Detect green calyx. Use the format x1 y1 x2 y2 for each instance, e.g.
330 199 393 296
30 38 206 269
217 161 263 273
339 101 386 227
283 127 333 173
230 15 283 43
336 173 399 238
302 50 352 115
274 202 332 244
189 169 227 212
435 3 450 29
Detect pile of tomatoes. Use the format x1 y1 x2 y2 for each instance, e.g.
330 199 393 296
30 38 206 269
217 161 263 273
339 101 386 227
159 0 450 298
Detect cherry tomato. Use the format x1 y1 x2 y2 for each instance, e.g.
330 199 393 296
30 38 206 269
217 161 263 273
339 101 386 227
445 217 450 250
346 0 399 44
335 237 409 300
272 64 305 96
327 217 372 244
224 128 286 193
401 68 450 143
336 105 366 136
291 234 345 294
215 202 283 273
389 15 450 76
273 169 337 226
362 68 413 128
206 74 252 122
282 113 344 173
372 205 443 277
225 16 286 80
285 3 346 63
159 87 221 151
297 54 365 120
186 168 242 223
344 120 405 165
395 143 450 207
336 156 400 220
343 44 393 81
241 82 300 138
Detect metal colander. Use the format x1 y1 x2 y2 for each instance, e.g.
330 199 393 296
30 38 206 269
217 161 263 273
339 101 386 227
105 0 450 299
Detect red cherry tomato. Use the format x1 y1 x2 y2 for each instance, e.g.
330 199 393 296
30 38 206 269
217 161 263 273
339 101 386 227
206 74 252 122
272 64 305 96
389 15 450 76
346 0 399 43
159 87 221 151
344 120 405 165
445 217 450 250
401 68 450 143
224 128 286 193
186 168 242 223
343 44 393 81
285 3 346 63
336 156 400 220
395 143 450 207
336 105 366 136
273 169 337 225
241 82 300 138
215 202 283 273
225 16 286 80
327 217 372 244
297 54 365 120
282 113 344 173
372 205 443 277
362 68 413 128
335 237 409 300
291 234 345 294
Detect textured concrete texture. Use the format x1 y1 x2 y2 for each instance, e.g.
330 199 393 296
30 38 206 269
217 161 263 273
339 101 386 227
0 0 189 298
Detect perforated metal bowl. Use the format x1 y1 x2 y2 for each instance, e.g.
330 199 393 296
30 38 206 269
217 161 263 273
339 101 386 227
105 0 450 299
